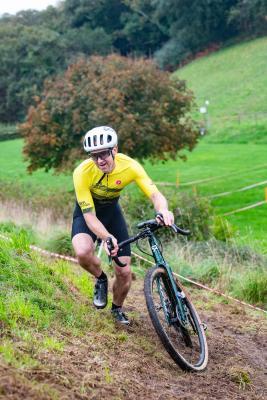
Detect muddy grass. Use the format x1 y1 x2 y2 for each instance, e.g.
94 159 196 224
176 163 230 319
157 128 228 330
0 279 266 400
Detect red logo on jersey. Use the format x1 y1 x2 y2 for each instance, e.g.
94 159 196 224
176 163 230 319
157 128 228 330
116 180 122 185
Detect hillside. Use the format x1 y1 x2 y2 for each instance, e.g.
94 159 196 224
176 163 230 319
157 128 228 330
0 235 266 399
175 37 267 119
174 37 267 142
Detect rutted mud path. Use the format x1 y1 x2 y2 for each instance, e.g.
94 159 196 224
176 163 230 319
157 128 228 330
0 279 266 400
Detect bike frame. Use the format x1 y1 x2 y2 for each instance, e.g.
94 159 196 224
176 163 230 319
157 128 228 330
147 230 188 327
114 224 188 327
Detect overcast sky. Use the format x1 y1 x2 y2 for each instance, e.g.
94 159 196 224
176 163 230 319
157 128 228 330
0 0 60 16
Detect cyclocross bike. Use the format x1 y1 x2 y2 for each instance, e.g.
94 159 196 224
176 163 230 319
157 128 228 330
106 215 208 372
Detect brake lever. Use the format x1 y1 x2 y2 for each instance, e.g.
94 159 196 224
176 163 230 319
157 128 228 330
106 237 127 268
155 212 164 225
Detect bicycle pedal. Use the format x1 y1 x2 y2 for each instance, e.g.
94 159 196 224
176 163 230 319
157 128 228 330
201 322 208 331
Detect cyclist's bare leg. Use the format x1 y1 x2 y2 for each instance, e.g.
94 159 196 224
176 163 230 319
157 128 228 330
72 233 103 278
112 256 132 306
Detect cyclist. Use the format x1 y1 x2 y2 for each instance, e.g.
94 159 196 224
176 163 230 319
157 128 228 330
71 126 174 325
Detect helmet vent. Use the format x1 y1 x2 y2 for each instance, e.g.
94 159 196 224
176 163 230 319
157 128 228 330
100 134 104 145
93 135 97 146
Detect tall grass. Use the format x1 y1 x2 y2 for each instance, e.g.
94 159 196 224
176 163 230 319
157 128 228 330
163 239 267 308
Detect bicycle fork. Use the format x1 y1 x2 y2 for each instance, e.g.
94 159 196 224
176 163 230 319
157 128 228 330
149 235 188 328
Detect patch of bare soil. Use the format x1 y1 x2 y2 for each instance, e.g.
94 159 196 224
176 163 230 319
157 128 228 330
0 280 266 400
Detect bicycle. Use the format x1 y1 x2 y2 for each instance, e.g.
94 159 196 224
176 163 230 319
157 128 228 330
106 215 208 372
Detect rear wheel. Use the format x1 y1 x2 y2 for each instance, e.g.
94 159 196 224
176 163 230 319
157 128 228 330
144 266 208 371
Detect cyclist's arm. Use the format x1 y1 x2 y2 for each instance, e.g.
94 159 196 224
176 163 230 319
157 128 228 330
83 212 113 241
83 212 118 255
132 161 174 226
150 191 174 226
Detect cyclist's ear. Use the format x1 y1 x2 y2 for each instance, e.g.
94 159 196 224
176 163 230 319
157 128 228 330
112 146 118 156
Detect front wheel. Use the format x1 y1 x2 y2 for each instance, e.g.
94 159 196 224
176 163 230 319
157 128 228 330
144 266 208 371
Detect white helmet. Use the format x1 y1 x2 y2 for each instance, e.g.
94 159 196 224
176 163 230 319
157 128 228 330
83 126 118 152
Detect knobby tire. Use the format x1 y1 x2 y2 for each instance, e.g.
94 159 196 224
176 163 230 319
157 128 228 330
144 266 208 372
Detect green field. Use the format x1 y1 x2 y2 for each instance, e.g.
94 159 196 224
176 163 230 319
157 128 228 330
174 37 267 143
175 37 267 120
0 139 266 250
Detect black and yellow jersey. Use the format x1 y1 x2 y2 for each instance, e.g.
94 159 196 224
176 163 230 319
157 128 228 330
73 153 159 213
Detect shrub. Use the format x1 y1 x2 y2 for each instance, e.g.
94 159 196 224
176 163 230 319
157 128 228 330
121 189 214 242
20 54 198 172
211 216 236 242
231 268 267 306
45 231 74 256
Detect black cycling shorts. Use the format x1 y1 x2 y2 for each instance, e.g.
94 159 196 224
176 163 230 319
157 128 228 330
71 200 131 257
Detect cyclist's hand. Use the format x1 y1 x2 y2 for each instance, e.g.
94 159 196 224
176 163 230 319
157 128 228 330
104 236 119 257
156 209 174 226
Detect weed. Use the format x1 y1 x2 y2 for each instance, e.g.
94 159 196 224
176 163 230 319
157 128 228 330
0 339 39 369
104 365 113 384
42 337 65 352
228 366 252 390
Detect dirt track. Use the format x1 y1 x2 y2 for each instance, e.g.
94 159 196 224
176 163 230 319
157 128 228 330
0 279 266 400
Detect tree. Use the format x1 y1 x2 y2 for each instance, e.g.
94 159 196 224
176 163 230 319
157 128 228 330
153 0 239 68
0 22 67 122
20 54 198 172
228 0 267 36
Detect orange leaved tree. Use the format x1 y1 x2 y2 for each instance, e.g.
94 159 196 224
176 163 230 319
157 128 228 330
20 54 198 172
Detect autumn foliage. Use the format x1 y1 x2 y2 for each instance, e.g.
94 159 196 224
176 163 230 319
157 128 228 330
20 54 198 172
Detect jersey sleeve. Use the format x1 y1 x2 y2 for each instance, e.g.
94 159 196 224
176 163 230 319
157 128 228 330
73 167 95 213
132 160 159 198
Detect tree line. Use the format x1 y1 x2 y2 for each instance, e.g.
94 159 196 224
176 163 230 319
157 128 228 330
0 0 266 122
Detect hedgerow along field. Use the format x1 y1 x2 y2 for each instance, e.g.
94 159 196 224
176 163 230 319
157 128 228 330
0 138 266 252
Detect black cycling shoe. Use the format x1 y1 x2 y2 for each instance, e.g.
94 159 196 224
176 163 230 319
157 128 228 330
111 308 130 325
93 278 108 309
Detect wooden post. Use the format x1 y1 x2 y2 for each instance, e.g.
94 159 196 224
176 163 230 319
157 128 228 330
176 171 180 187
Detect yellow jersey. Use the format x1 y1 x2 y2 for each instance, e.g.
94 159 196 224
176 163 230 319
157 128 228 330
73 153 159 213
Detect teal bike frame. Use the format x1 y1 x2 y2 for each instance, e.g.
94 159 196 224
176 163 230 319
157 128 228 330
148 231 188 328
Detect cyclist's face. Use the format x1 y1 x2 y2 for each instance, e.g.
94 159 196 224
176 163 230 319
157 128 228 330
90 147 117 173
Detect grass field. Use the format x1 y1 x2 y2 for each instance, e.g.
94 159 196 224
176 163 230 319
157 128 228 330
174 37 267 143
175 37 267 121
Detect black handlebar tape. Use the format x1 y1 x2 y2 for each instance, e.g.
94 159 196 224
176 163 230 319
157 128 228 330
113 256 127 268
106 237 127 268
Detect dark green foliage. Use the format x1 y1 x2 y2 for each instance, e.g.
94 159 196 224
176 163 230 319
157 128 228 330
0 22 67 122
175 192 214 241
0 0 265 121
228 0 267 37
154 0 238 68
20 54 198 172
121 189 215 242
